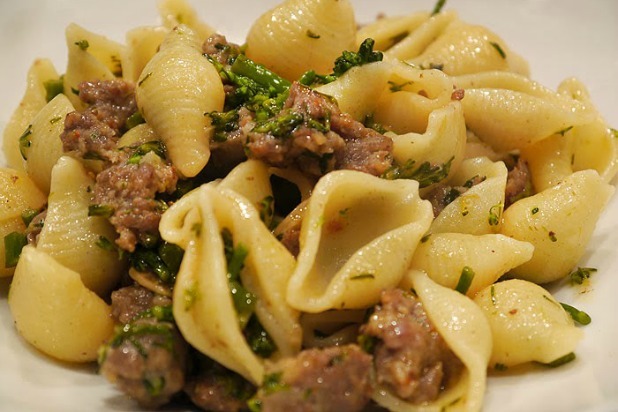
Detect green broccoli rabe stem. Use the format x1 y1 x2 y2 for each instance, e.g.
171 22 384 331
231 54 291 95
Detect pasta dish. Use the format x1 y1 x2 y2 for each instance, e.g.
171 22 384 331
1 0 616 410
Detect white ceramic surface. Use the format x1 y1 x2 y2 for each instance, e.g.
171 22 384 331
0 1 617 411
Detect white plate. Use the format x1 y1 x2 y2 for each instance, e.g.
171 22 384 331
1 1 617 411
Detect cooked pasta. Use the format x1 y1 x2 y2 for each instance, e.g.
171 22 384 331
0 0 615 411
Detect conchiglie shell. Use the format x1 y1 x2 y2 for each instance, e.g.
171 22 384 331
8 245 114 362
0 168 46 277
121 25 168 83
63 23 120 109
384 10 457 61
245 0 356 81
136 24 225 177
158 0 215 42
501 169 614 284
161 185 300 384
410 233 534 297
455 71 596 153
474 279 582 367
2 58 60 171
431 157 508 235
356 12 430 52
25 93 75 194
388 101 467 193
316 60 394 121
37 156 125 297
374 61 455 134
379 270 492 412
408 20 529 76
286 170 433 312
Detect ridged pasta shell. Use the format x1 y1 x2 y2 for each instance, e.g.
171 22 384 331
136 24 224 177
286 170 433 312
8 245 114 362
474 279 582 366
2 58 59 171
160 184 301 384
377 270 492 412
37 156 125 297
25 93 75 194
501 169 614 283
0 168 46 277
245 0 357 81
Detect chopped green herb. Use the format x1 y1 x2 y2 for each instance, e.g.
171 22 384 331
21 208 40 227
221 229 255 328
455 266 475 294
531 207 539 215
184 283 200 311
421 233 432 243
382 157 453 188
431 0 447 15
125 111 145 129
49 116 62 125
143 376 166 396
245 316 277 358
4 232 28 268
127 140 166 164
306 30 320 39
489 41 506 59
388 80 413 92
542 352 576 368
569 267 597 285
358 334 378 354
556 125 574 136
363 113 388 134
71 87 80 95
494 363 508 371
560 302 591 325
350 273 375 281
258 196 275 228
488 203 503 226
18 124 32 160
95 235 115 251
548 230 557 242
88 204 115 218
490 285 497 306
138 72 152 87
74 39 90 50
610 128 618 138
43 76 64 102
262 372 288 395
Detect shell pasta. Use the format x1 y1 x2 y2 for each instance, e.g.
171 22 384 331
1 0 616 411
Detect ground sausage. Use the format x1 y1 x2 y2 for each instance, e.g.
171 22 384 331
361 288 463 404
256 344 373 412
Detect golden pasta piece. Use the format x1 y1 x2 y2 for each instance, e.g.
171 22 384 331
316 60 394 121
376 61 455 134
245 0 356 81
379 270 492 412
121 25 168 83
0 168 46 277
286 170 433 312
388 101 467 192
411 233 533 297
160 185 300 384
453 71 596 153
2 58 60 171
501 169 614 284
8 245 114 362
37 156 125 297
408 20 529 76
474 279 583 367
158 0 215 42
63 23 121 109
136 24 225 177
356 12 430 52
431 156 508 235
23 93 75 194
